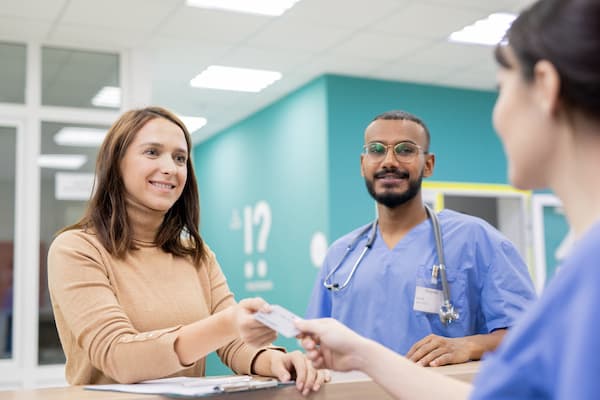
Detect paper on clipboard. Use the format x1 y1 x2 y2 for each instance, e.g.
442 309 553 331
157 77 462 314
85 375 281 397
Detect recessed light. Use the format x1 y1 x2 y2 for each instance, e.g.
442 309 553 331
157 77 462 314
186 0 301 16
178 115 208 133
190 65 282 93
91 86 121 108
54 127 107 147
38 155 87 170
449 13 516 46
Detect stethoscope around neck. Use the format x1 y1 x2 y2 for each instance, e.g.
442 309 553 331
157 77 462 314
323 204 460 325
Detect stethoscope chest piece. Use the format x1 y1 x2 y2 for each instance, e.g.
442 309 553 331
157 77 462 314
439 300 460 324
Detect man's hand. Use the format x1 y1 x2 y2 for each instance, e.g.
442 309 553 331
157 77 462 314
406 334 471 367
406 330 507 367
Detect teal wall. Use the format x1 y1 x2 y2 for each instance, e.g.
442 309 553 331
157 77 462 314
324 75 505 239
193 77 329 374
542 206 569 285
192 74 506 374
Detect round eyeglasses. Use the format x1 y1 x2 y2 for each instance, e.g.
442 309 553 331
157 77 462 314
362 141 428 163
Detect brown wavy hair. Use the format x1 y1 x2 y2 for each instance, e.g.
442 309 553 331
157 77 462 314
62 106 206 264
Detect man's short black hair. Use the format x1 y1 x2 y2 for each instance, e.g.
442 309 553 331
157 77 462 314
372 110 431 151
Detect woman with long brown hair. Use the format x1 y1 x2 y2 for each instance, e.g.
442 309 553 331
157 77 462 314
48 106 326 395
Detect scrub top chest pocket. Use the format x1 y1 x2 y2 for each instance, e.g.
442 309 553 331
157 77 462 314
414 264 444 314
414 263 467 334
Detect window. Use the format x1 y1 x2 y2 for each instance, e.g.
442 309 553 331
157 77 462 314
0 125 17 360
42 47 120 109
0 42 26 104
38 121 107 364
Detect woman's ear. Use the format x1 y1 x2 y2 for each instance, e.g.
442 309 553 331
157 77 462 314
533 60 561 116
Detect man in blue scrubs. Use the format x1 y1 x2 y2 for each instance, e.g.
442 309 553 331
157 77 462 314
306 110 536 366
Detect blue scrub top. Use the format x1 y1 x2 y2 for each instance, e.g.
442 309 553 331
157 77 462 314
306 209 536 355
471 220 600 399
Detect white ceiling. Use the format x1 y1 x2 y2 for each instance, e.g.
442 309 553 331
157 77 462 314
0 0 534 143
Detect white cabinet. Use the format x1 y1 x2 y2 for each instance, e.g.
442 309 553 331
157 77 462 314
422 182 572 295
423 182 530 258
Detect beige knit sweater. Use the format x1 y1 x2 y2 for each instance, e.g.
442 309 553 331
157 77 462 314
48 229 264 384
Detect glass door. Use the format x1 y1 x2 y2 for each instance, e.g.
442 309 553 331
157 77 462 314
0 123 18 362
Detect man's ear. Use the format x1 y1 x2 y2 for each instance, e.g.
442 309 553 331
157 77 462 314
534 60 561 116
360 154 366 177
423 153 435 178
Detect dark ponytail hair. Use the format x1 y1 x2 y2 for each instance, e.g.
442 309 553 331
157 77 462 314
496 0 600 117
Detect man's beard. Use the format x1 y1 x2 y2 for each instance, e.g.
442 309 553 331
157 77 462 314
365 169 423 208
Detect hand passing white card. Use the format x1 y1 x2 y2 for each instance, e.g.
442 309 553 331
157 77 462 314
254 305 301 338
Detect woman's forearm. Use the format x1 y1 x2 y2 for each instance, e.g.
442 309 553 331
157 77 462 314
360 339 473 400
175 307 238 365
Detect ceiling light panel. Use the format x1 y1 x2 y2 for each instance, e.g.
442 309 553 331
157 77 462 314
91 86 121 108
186 0 301 16
38 154 87 170
190 65 282 93
54 127 107 147
178 115 208 133
448 13 516 46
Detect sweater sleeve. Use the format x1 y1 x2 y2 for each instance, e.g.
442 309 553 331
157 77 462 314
204 248 283 374
48 231 189 384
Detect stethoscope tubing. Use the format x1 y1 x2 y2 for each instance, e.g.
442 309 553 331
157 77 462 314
323 204 459 324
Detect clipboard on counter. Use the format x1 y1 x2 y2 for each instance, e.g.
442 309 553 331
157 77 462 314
85 375 287 397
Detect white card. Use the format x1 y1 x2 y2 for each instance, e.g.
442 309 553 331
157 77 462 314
253 305 301 338
413 286 443 314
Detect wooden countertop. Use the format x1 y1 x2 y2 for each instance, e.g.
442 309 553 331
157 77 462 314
0 361 480 399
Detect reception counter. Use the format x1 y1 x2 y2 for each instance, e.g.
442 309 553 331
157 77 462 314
0 361 480 400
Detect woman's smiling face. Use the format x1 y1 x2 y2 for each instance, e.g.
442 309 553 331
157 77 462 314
119 117 189 213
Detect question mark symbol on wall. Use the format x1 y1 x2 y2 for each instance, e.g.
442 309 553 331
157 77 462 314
242 201 272 279
253 201 271 253
254 201 271 278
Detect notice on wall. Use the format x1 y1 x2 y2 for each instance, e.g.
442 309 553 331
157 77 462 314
55 172 95 201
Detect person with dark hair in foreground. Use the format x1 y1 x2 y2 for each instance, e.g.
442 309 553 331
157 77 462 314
296 0 600 398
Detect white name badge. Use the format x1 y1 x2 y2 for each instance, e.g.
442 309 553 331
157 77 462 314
413 286 443 314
